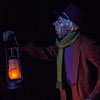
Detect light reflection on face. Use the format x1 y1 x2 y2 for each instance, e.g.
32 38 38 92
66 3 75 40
53 16 73 39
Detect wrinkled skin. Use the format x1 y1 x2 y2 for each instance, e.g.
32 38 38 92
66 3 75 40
53 16 75 39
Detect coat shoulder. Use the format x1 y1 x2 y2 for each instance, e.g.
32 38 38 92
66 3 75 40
79 36 100 48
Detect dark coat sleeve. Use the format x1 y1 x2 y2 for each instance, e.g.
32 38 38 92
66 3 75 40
20 42 58 62
86 39 100 100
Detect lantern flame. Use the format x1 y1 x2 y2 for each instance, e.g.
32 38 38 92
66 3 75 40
12 73 16 78
8 59 21 80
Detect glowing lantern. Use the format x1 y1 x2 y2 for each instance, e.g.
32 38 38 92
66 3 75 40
3 31 23 90
6 47 23 90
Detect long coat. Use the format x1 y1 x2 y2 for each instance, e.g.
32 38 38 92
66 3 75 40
21 36 100 100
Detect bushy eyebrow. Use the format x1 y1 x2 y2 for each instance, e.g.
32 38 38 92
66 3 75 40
58 17 62 20
58 17 66 22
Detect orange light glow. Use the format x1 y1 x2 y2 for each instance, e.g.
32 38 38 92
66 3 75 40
8 59 21 80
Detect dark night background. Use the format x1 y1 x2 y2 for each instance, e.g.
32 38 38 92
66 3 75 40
0 0 100 100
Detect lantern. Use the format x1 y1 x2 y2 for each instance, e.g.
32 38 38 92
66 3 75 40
3 31 23 90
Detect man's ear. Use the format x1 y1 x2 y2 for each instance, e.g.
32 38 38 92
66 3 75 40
71 25 79 31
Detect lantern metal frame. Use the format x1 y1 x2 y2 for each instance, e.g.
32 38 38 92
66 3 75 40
3 31 23 90
5 47 23 90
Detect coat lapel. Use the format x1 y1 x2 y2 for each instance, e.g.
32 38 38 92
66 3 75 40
74 47 80 82
73 36 81 82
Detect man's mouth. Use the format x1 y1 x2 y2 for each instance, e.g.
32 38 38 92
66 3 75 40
55 27 59 32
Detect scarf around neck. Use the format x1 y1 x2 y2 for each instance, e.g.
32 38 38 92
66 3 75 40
56 31 80 90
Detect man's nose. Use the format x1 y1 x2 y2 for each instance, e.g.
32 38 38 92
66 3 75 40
53 21 58 26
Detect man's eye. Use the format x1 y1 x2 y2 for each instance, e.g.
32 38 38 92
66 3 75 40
58 20 62 23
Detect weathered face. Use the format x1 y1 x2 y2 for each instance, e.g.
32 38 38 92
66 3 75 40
53 16 73 39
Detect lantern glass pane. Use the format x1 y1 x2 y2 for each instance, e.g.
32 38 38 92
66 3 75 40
8 59 21 80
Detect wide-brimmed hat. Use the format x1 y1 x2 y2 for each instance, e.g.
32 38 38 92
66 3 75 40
53 3 85 26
